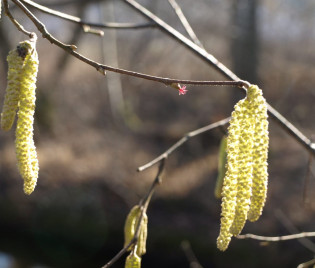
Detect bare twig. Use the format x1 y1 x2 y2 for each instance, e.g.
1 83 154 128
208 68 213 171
237 232 315 242
102 160 165 268
275 209 315 253
168 0 204 48
181 240 204 268
302 153 314 205
3 0 33 37
7 0 250 90
138 117 230 172
124 0 315 158
297 258 315 268
20 0 156 29
9 0 315 157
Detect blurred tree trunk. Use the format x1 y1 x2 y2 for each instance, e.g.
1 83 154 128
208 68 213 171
230 0 260 102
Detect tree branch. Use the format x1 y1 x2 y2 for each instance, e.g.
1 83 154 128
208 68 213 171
20 0 156 30
237 232 315 242
138 117 231 172
102 160 165 268
8 0 250 91
3 0 33 37
123 0 315 158
167 0 204 48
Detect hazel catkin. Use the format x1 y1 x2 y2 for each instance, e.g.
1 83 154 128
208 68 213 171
124 205 148 257
0 42 32 131
217 84 269 251
246 85 269 222
125 251 141 268
8 40 39 195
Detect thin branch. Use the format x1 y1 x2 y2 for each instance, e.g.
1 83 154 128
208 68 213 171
168 0 204 48
275 209 315 253
181 240 204 268
3 0 33 37
302 153 314 205
102 160 165 268
9 0 315 157
140 159 165 210
124 0 315 158
297 258 315 268
8 0 251 91
237 232 315 242
20 0 156 30
124 0 239 81
138 117 230 172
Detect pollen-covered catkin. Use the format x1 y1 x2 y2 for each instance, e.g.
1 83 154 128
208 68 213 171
247 85 269 222
217 101 245 251
229 99 254 236
125 251 141 268
217 84 268 251
14 40 39 195
0 43 30 131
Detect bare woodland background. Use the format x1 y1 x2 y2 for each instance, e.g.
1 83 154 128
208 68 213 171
0 0 315 267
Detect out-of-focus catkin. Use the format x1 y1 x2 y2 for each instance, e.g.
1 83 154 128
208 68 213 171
5 40 39 195
217 85 268 251
124 206 141 250
124 205 148 257
125 251 141 268
214 136 227 199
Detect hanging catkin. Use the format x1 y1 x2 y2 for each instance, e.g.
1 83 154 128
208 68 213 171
247 86 269 222
217 85 269 251
15 40 39 195
124 205 148 257
125 251 141 268
1 39 39 195
1 43 29 131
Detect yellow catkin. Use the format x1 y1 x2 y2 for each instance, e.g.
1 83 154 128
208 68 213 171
14 40 39 195
229 98 254 236
214 136 227 199
125 251 141 268
217 84 268 251
137 213 148 256
124 205 148 256
1 43 29 131
124 206 141 250
247 85 269 222
217 101 245 251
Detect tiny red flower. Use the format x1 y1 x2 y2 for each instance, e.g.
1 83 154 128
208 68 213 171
178 85 188 95
170 83 188 95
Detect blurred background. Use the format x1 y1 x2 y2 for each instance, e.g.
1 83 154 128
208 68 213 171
0 0 315 267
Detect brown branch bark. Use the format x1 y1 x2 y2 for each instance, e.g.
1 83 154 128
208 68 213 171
123 0 315 158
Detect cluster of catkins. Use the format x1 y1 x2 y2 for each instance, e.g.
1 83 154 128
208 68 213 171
217 85 269 251
124 205 148 268
1 39 39 195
